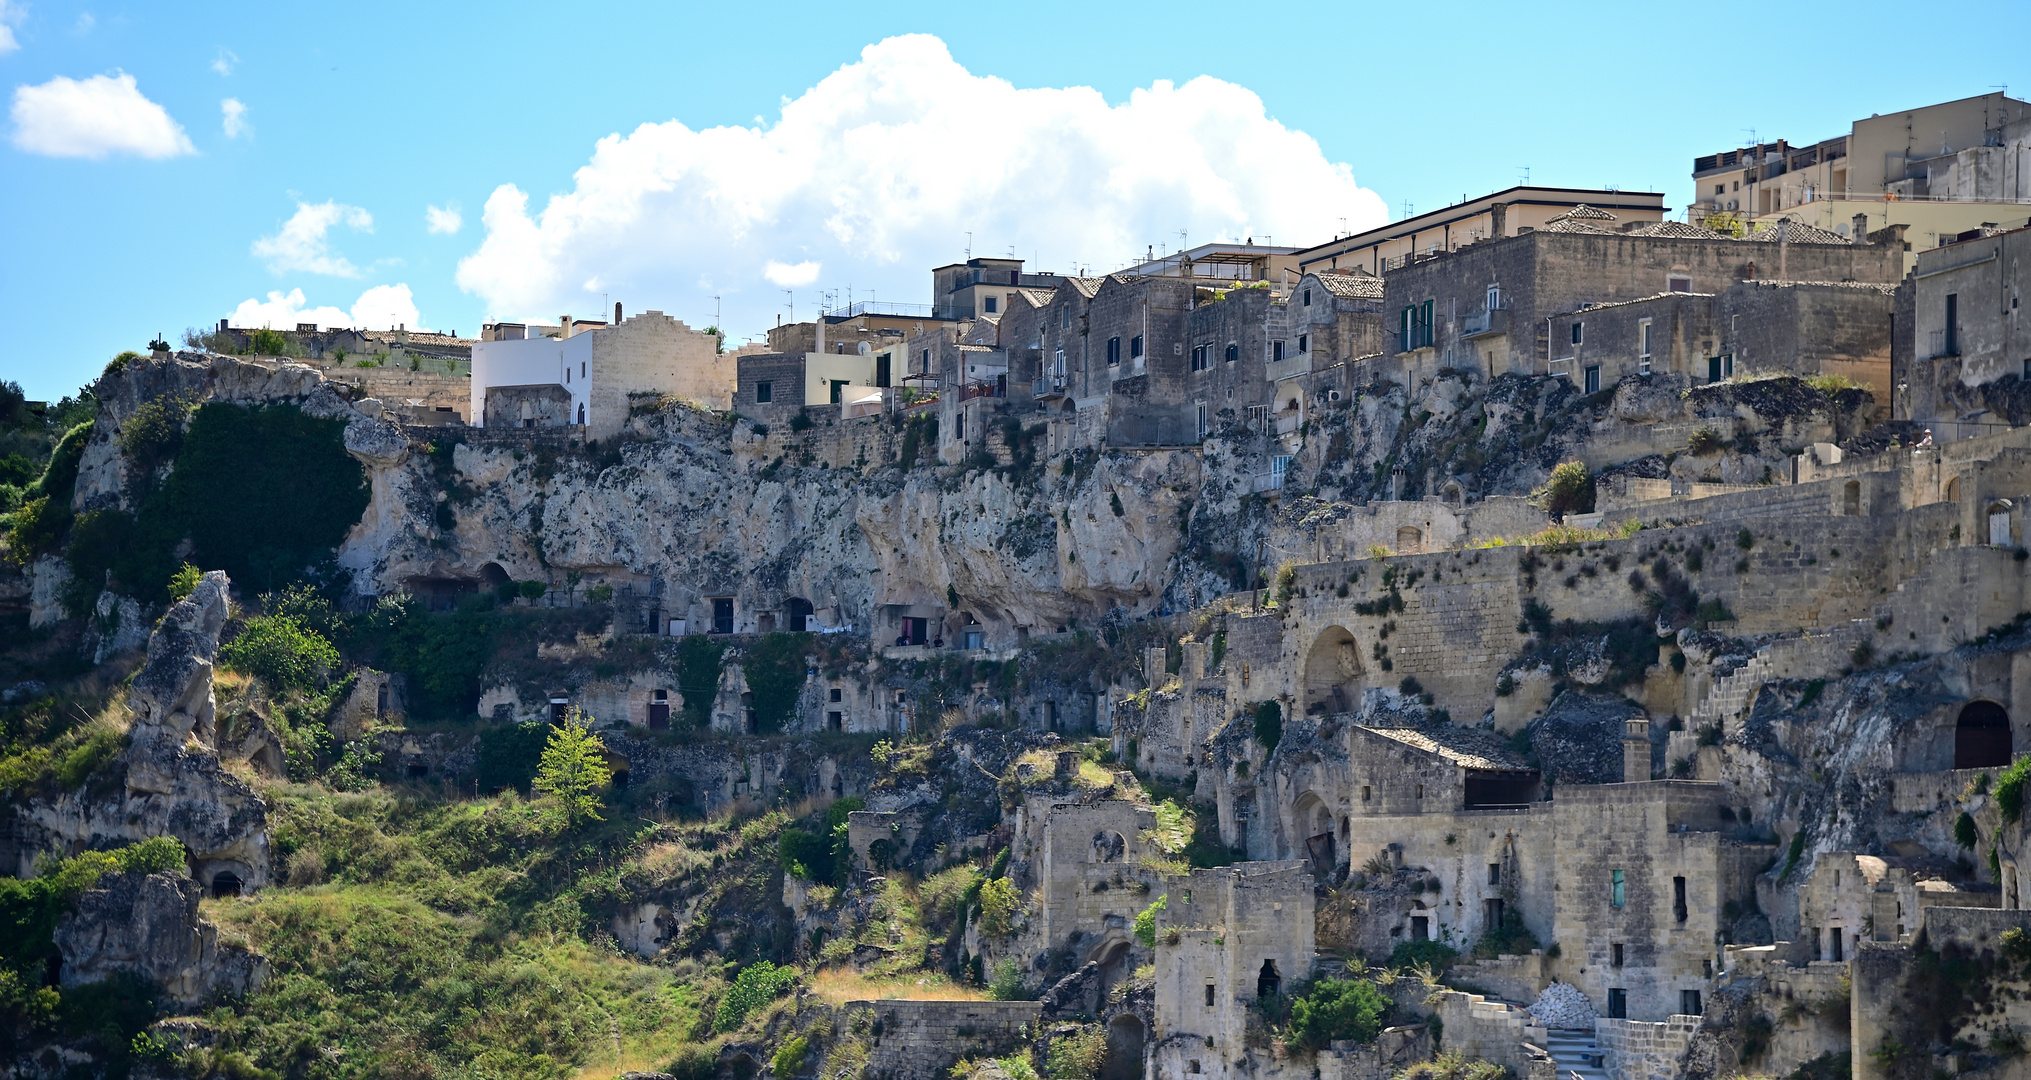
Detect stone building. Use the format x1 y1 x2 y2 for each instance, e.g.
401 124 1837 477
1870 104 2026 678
1150 862 1316 1080
1895 220 2031 439
471 309 730 439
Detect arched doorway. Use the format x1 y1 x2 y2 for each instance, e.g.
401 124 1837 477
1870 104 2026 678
1396 526 1423 554
1102 1015 1145 1080
787 597 815 632
1088 937 1132 994
1989 502 2014 547
1303 626 1364 714
1257 959 1282 999
211 871 243 898
1956 701 2012 768
1292 792 1336 876
1092 830 1126 862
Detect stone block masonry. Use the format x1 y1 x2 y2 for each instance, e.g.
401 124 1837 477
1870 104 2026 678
850 999 1044 1080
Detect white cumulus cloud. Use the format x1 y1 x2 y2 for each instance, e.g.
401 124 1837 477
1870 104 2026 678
252 200 373 277
455 34 1385 335
425 203 462 234
221 97 248 138
227 284 422 332
211 48 237 76
764 260 820 287
10 72 196 159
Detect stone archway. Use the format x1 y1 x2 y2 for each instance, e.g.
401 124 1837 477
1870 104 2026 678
1102 1014 1145 1080
1292 791 1337 875
1956 700 2012 768
1303 626 1364 714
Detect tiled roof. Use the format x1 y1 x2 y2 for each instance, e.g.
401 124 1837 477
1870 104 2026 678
1363 723 1533 771
1746 218 1851 245
1315 273 1385 299
1627 220 1733 240
1553 203 1617 221
1539 218 1615 235
1013 288 1057 309
1066 276 1105 298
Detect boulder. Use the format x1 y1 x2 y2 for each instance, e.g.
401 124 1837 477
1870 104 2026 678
53 871 266 1007
1039 961 1102 1017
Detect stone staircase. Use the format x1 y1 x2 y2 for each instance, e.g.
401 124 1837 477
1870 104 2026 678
1686 625 1865 737
1543 1027 1609 1080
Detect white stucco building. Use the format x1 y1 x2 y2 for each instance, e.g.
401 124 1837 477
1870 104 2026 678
471 310 733 440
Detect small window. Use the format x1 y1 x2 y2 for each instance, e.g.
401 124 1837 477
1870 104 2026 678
1611 869 1625 907
1488 862 1501 885
1669 276 1692 293
565 367 571 384
1487 284 1501 310
1303 288 1313 307
1608 989 1628 1019
1411 916 1430 940
1272 340 1285 362
829 687 843 702
1611 943 1624 967
1571 322 1584 345
983 296 998 314
1131 335 1144 359
755 381 773 404
1416 784 1424 799
921 349 931 372
1639 320 1653 358
1674 876 1688 923
1680 990 1703 1017
827 711 843 730
1107 336 1121 365
1204 984 1216 1007
1584 365 1600 395
1298 333 1309 353
1361 785 1371 802
1224 343 1238 364
1195 403 1208 440
1062 306 1071 329
581 361 586 378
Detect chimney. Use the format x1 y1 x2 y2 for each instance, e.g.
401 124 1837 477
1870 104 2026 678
1853 213 1870 242
561 314 571 339
219 318 229 333
615 301 623 324
815 315 825 356
1490 202 1509 238
1623 716 1652 782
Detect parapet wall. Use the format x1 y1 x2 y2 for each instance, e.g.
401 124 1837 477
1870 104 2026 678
851 999 1043 1080
1595 1015 1700 1080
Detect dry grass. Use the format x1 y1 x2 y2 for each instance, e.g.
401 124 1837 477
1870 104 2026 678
805 967 989 1007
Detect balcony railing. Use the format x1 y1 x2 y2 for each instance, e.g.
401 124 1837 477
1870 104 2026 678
1462 308 1510 339
829 301 935 320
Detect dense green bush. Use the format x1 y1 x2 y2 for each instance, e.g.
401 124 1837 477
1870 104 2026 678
1534 460 1595 517
676 635 728 727
1287 977 1391 1049
1254 700 1282 752
358 595 497 719
778 797 864 885
743 632 812 734
0 838 186 986
715 961 795 1032
220 615 340 691
477 721 553 794
1385 938 1458 972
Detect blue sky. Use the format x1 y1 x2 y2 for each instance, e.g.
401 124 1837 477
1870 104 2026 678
1 0 2026 401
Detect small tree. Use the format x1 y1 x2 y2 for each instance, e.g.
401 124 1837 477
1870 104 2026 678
534 709 611 826
1533 460 1595 519
1288 977 1392 1049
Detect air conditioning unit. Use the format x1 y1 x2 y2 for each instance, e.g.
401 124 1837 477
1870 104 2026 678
1327 390 1342 402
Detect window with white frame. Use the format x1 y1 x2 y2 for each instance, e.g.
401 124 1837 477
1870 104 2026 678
1195 402 1208 439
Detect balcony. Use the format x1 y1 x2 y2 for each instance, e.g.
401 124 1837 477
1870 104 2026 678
1462 308 1510 340
831 301 934 319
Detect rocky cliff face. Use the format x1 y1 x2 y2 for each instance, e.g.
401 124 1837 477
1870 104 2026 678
53 869 266 1007
18 571 270 888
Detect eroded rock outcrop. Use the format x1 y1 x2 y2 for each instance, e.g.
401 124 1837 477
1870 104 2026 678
19 571 270 888
52 869 266 1006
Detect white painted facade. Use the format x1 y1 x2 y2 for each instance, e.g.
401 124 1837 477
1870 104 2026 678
470 310 732 439
470 332 594 428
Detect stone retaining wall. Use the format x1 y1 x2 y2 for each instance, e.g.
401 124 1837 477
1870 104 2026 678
851 999 1043 1080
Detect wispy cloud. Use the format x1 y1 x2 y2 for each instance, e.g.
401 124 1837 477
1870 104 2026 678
0 0 23 54
221 97 248 138
425 203 462 235
764 260 820 287
251 200 374 277
72 11 91 33
10 72 196 159
211 47 237 76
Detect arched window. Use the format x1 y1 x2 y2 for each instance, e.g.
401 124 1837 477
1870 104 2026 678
1956 701 2012 768
576 402 586 425
1989 502 2013 546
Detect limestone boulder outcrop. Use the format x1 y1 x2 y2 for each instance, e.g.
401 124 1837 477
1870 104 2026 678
53 870 267 1007
18 570 270 888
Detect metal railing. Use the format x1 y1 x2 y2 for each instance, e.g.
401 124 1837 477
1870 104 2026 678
829 301 935 319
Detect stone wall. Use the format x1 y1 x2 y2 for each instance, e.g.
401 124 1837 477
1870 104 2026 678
1430 990 1552 1075
851 999 1043 1080
1595 1015 1701 1080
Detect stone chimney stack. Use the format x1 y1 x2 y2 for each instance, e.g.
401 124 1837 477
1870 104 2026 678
561 314 572 339
1623 716 1652 782
615 301 623 324
1180 641 1208 695
1853 213 1870 243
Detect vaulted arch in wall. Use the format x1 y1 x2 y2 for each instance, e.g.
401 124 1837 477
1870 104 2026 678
1946 476 1963 504
1103 1015 1146 1080
1956 700 2012 768
1092 830 1126 862
786 597 814 632
1292 791 1336 877
1303 626 1364 715
1396 526 1424 554
1842 481 1861 516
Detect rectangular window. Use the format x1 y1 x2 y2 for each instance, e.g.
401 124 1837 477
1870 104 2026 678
1411 916 1430 941
1571 321 1584 345
1488 863 1501 885
1669 276 1692 293
711 597 734 635
955 412 964 441
1584 365 1600 394
1195 402 1209 440
1272 340 1285 362
1611 869 1625 907
1611 943 1624 968
1681 990 1703 1016
963 629 984 650
1107 336 1121 365
1830 927 1844 962
1298 333 1309 353
1608 989 1627 1019
755 381 773 403
1639 320 1653 358
1303 288 1312 306
829 687 842 702
921 349 932 372
1674 876 1688 923
1484 898 1504 928
1204 983 1216 1007
581 361 586 379
1062 306 1071 329
1131 334 1144 359
1270 454 1291 480
1191 344 1211 371
983 296 997 314
1946 293 1960 355
1361 785 1372 802
1224 343 1238 364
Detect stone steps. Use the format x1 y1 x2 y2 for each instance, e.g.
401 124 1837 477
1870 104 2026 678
1543 1029 1608 1080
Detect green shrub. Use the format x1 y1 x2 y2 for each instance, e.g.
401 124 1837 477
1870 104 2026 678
742 632 812 734
715 961 795 1032
1397 1050 1510 1080
167 563 202 602
518 580 546 600
979 877 1023 938
1688 428 1725 455
1045 1026 1108 1079
476 721 550 794
533 710 611 826
1253 700 1283 753
772 1034 810 1078
220 615 339 691
1999 757 2031 824
1272 562 1298 606
986 957 1030 1001
1288 977 1391 1049
1534 460 1595 517
676 635 728 727
1956 812 1979 849
1132 894 1167 948
1385 939 1458 972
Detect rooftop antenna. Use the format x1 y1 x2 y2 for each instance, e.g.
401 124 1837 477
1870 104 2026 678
1741 128 1758 148
782 291 793 322
1338 216 1348 237
1517 166 1531 184
712 295 721 329
1401 200 1413 220
965 231 972 259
